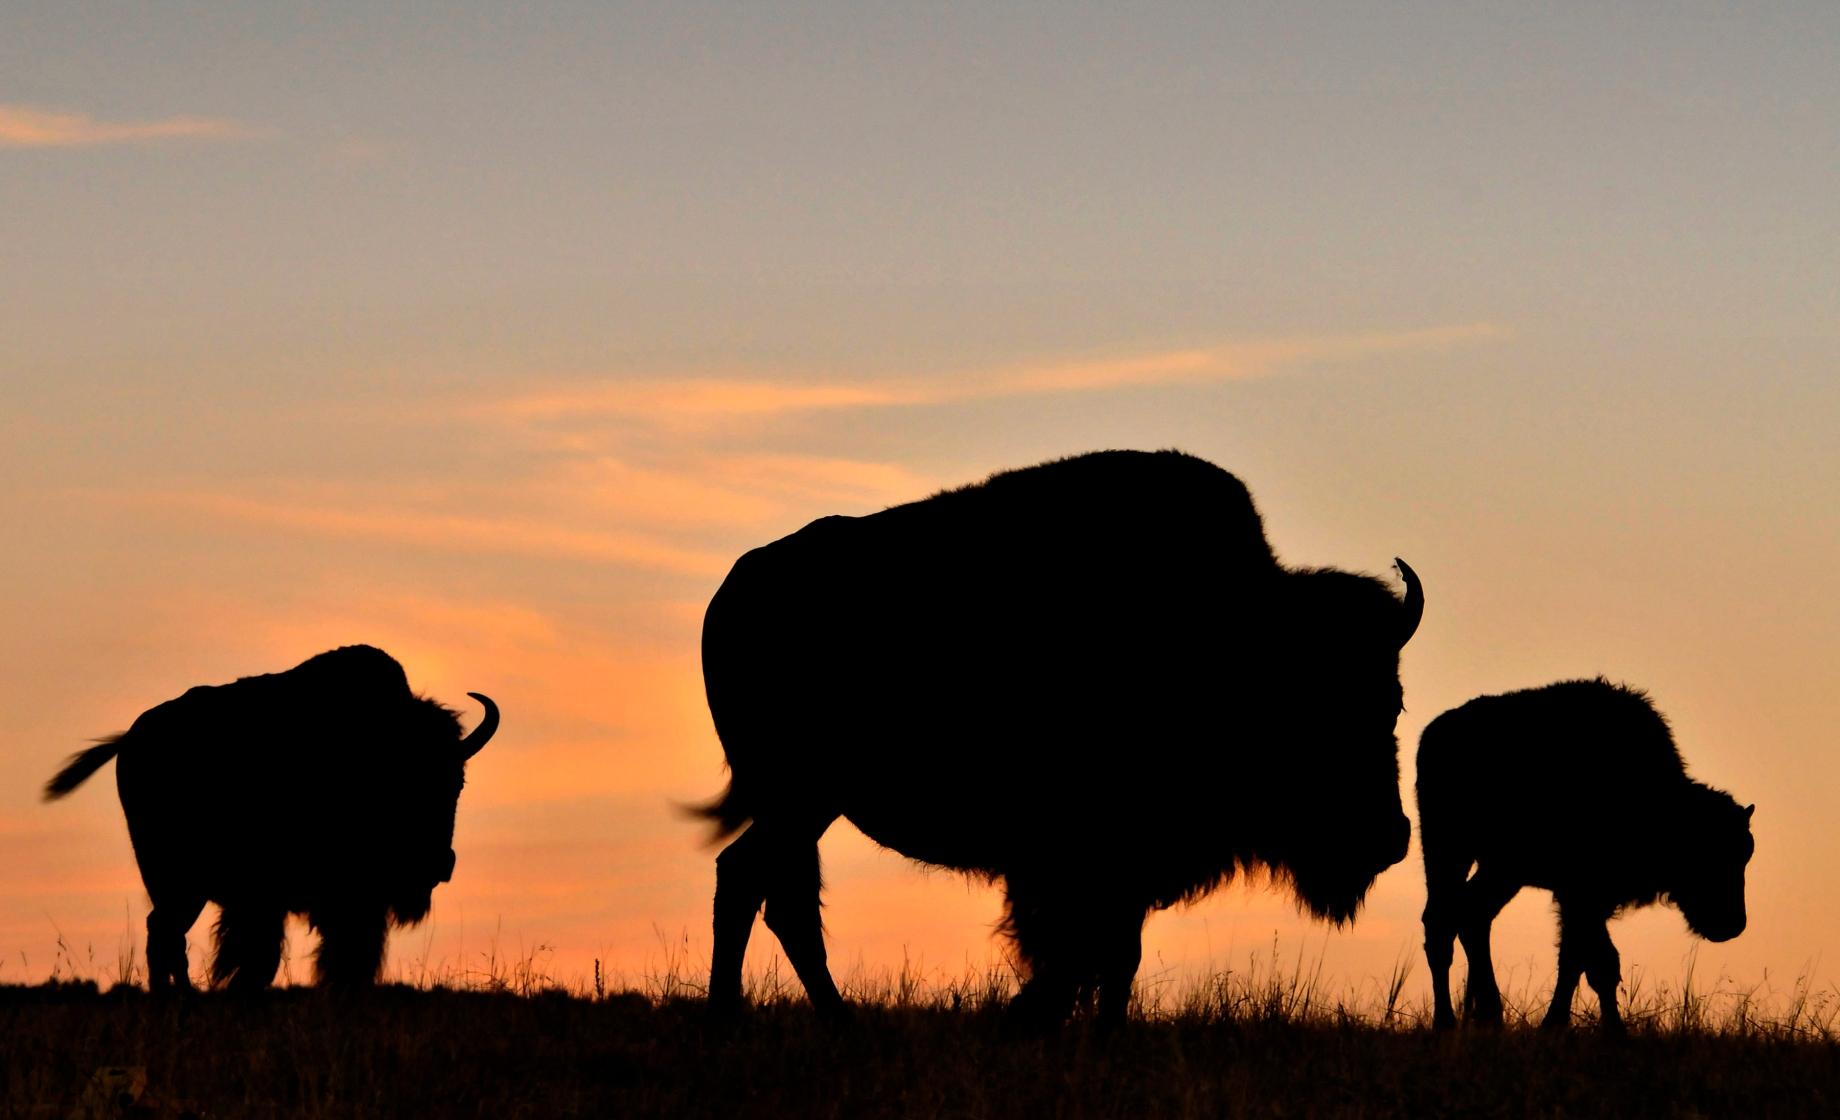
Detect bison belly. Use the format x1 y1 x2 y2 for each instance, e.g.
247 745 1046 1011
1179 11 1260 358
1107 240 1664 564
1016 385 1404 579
708 557 1230 876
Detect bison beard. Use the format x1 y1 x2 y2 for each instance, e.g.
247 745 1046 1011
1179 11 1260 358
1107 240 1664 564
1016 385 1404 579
43 645 498 991
697 449 1422 1026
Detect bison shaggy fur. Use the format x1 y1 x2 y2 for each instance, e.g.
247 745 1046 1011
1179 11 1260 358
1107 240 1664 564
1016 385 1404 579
1417 678 1754 1032
698 449 1424 1026
43 645 498 991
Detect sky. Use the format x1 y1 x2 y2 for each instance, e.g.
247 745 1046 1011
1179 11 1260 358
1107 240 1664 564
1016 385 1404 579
3 3 1837 1013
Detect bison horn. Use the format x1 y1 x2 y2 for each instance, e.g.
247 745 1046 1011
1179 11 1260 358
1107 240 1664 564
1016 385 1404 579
459 692 499 760
1394 557 1424 647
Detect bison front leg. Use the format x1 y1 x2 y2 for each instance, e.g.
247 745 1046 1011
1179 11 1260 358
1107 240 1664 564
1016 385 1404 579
1541 940 1585 1032
1542 898 1589 1031
212 903 287 992
1544 901 1620 1033
999 874 1084 1030
1092 901 1150 1029
1580 921 1625 1035
310 906 389 987
1008 965 1082 1031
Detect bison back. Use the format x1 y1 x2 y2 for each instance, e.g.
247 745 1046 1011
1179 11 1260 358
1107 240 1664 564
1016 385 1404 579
700 451 1291 863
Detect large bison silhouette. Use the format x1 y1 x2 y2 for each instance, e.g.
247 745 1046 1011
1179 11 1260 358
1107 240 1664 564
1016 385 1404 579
1418 678 1754 1032
698 449 1424 1024
44 644 498 991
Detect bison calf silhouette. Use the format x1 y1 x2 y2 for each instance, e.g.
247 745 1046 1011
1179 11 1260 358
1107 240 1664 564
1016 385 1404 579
698 449 1424 1025
1418 678 1753 1032
44 645 498 991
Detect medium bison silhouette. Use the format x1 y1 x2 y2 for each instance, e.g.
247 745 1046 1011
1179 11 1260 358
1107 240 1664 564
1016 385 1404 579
1418 678 1753 1032
44 644 499 991
698 449 1424 1024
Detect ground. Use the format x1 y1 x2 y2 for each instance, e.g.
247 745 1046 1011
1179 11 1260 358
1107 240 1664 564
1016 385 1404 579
2 977 1836 1119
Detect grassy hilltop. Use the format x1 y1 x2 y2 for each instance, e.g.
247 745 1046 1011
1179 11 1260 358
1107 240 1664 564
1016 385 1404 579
3 956 1837 1120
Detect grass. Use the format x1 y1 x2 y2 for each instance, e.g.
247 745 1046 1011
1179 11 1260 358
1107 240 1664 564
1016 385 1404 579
3 938 1838 1119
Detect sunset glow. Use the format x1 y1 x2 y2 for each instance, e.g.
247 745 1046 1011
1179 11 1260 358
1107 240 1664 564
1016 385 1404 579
4 5 1837 1019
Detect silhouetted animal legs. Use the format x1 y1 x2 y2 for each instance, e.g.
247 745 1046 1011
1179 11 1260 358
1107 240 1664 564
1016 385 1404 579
1456 867 1521 1028
1542 935 1585 1031
1421 844 1470 1030
145 893 205 992
310 907 389 986
1000 875 1090 1029
760 827 847 1020
710 818 846 1018
1543 903 1621 1033
212 904 286 991
1009 964 1083 1030
1425 918 1458 1028
709 825 770 1013
1580 921 1624 1034
1092 902 1149 1028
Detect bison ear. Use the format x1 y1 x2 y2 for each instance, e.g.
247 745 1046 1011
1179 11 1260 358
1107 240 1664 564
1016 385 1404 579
1743 803 1755 821
459 692 499 761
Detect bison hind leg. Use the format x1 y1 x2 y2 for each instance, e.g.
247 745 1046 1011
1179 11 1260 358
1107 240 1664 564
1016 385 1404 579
310 906 389 987
709 827 770 1013
711 816 847 1019
760 833 848 1021
212 904 286 991
144 891 206 992
1454 866 1522 1028
1420 840 1471 1030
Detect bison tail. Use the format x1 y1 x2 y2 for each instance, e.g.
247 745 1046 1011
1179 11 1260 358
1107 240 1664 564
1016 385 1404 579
683 778 753 843
42 736 125 802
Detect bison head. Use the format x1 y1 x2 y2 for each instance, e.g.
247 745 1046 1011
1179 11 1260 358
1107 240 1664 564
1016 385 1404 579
1669 791 1754 944
384 692 498 924
1257 559 1421 923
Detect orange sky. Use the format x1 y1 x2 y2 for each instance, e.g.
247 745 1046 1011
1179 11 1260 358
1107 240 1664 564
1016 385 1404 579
7 338 1837 1012
4 4 1838 1015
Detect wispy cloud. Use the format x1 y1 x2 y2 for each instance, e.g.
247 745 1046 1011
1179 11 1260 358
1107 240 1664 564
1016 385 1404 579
75 448 935 583
496 381 910 425
92 489 731 578
0 104 253 149
487 323 1506 430
64 324 1502 583
535 454 934 528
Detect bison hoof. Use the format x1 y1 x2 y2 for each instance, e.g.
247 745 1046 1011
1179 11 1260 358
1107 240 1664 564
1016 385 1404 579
705 992 746 1021
814 999 856 1030
1003 994 1072 1037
